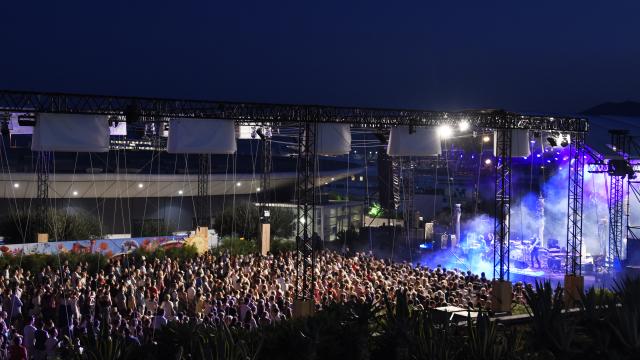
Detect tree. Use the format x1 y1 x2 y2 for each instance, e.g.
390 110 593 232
0 209 101 244
213 204 295 240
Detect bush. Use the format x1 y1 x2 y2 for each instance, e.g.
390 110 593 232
270 238 295 254
130 244 199 262
216 236 257 255
0 209 101 243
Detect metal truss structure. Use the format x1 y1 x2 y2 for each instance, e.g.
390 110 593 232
36 151 50 233
566 133 585 275
196 154 210 227
295 119 317 301
493 128 512 281
0 89 590 287
607 130 629 269
0 90 587 131
259 127 272 224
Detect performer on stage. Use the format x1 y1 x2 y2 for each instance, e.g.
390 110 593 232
530 236 541 269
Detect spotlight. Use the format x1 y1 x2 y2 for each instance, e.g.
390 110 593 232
458 120 470 132
72 191 79 196
484 158 492 165
331 177 335 181
178 190 184 195
482 135 491 143
256 187 261 192
236 182 242 187
437 125 453 139
13 183 19 188
546 137 558 147
137 183 144 188
560 137 569 147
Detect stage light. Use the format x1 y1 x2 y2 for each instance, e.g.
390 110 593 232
72 191 78 196
331 177 335 181
437 125 453 139
536 154 541 158
563 156 569 161
178 190 184 195
13 183 19 188
482 135 491 143
458 120 470 132
547 137 557 147
137 183 144 189
236 182 242 187
256 187 261 192
484 158 492 165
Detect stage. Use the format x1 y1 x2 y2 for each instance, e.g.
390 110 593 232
414 245 600 288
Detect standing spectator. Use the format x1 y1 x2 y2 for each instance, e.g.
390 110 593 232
22 316 36 355
33 320 48 360
8 336 27 360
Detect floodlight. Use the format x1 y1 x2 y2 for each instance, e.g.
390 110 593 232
437 125 453 139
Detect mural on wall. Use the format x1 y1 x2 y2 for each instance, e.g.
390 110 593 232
0 232 217 257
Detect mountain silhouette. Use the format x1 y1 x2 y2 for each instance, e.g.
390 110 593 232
583 101 640 116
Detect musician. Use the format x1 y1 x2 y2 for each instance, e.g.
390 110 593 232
530 236 541 269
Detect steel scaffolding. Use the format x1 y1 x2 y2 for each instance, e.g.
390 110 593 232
566 133 585 275
295 118 317 301
494 128 512 281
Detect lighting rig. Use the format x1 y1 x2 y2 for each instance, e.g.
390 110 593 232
587 130 640 272
0 90 588 312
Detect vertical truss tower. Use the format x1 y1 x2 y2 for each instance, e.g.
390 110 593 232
494 128 512 281
566 133 585 275
295 119 317 301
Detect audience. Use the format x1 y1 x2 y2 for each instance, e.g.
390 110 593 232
0 249 499 359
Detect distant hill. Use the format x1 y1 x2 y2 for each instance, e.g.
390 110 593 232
583 101 640 116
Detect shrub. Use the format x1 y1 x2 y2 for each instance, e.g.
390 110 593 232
0 209 101 243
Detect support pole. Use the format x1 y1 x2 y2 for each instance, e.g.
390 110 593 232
259 127 272 255
607 130 628 271
493 128 512 281
565 132 585 305
197 153 210 227
566 132 585 275
294 116 317 317
454 204 461 249
492 127 512 314
36 151 50 242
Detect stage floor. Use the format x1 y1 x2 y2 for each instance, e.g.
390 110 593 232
414 248 600 288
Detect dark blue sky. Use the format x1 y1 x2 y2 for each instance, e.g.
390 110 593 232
1 1 639 113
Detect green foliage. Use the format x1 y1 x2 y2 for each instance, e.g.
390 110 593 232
213 205 295 240
270 237 296 253
368 202 384 217
0 251 109 273
523 280 576 354
132 219 172 237
217 236 258 255
0 208 101 243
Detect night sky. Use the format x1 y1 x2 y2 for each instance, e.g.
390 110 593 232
1 1 639 114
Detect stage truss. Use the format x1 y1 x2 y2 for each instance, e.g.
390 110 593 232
0 89 589 299
566 133 585 276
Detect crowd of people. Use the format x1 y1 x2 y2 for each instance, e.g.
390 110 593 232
0 249 504 359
